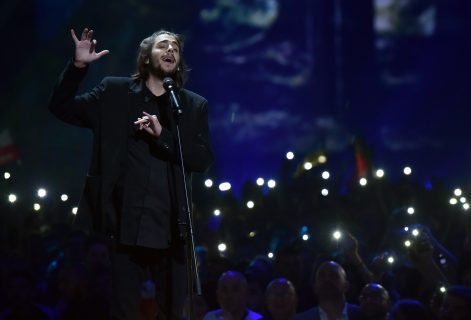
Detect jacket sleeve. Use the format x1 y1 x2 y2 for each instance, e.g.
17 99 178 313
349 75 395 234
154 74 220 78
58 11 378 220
157 98 214 173
48 60 104 129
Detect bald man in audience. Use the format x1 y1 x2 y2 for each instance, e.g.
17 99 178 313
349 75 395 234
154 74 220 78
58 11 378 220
204 270 263 320
294 261 362 320
359 283 391 320
264 278 297 320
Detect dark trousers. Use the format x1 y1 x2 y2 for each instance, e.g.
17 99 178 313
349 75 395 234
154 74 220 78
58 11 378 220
110 242 187 320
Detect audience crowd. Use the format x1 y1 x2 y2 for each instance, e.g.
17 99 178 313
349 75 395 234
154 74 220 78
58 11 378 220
1 163 471 319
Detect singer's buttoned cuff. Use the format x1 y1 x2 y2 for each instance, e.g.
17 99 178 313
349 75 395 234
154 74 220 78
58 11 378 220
154 128 174 154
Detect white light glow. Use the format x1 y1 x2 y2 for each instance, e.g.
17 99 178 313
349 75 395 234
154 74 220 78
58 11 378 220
440 286 447 293
72 207 78 215
219 182 231 192
403 167 412 175
37 188 47 198
304 162 313 170
268 252 274 259
321 189 329 196
34 203 41 211
204 179 213 188
247 201 255 209
454 188 463 197
404 226 409 232
404 240 412 247
318 155 327 163
359 178 368 186
460 197 467 203
412 229 420 237
463 203 470 210
4 172 11 180
375 169 385 178
407 207 415 215
256 178 265 186
249 231 256 238
322 171 330 180
387 256 395 264
218 243 227 252
213 209 221 216
450 198 458 205
286 152 294 160
333 230 342 240
267 179 276 188
302 234 309 241
8 194 17 203
61 194 68 202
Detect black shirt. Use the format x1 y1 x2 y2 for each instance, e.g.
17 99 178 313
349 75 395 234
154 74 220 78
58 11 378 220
116 85 174 248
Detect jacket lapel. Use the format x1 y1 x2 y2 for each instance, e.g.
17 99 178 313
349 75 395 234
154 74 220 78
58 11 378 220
100 80 144 187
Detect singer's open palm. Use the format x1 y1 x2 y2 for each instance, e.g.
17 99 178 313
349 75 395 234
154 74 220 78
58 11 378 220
71 28 109 66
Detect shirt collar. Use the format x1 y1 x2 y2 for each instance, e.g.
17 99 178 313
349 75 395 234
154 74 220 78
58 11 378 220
318 303 348 320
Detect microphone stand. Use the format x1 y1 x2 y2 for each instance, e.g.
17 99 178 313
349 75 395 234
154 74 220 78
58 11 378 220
170 97 201 320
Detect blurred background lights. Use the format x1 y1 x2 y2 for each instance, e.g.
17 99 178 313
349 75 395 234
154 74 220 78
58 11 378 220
218 243 227 252
218 182 231 191
37 188 47 198
440 286 447 293
267 179 276 188
268 252 274 259
412 229 420 237
34 203 41 211
322 171 330 180
375 169 385 178
387 256 395 264
404 240 412 247
460 197 466 203
333 230 342 240
204 179 213 188
0 2 469 285
8 194 17 203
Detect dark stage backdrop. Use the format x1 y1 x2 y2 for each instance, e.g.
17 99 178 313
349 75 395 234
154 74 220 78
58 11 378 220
1 0 470 200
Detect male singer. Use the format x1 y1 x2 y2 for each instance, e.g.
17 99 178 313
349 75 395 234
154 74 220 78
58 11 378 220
49 28 214 319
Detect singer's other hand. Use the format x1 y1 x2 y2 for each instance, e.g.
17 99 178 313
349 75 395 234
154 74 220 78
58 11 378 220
71 28 109 68
134 112 162 137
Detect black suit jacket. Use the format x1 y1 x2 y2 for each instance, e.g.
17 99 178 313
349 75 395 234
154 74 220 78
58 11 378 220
49 61 214 248
293 303 364 320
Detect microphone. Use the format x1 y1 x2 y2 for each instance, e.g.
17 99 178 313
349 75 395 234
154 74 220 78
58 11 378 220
163 77 182 115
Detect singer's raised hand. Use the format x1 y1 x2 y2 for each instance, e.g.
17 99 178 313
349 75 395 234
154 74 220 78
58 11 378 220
71 28 109 68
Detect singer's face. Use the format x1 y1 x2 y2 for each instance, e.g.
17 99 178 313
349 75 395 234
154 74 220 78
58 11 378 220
148 34 181 78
